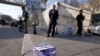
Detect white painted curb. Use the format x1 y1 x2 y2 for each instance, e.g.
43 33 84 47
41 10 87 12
21 34 33 56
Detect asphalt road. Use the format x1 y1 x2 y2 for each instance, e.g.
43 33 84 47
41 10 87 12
0 25 24 56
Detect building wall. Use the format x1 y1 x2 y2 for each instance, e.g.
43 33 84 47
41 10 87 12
42 2 91 35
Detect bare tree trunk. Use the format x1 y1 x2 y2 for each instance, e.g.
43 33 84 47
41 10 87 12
64 0 68 4
88 0 100 14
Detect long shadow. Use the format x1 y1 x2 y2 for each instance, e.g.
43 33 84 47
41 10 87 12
28 27 48 36
0 27 24 39
30 27 100 44
37 4 100 44
54 32 100 44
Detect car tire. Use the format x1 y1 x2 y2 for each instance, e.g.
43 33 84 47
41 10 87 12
87 29 91 33
11 25 12 27
11 24 13 27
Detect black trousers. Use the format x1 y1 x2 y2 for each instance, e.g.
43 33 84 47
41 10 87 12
19 23 24 32
32 24 37 34
47 22 57 36
77 21 83 35
24 21 28 33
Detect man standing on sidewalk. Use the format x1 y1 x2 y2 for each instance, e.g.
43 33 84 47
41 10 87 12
22 6 29 33
47 5 59 37
76 10 85 35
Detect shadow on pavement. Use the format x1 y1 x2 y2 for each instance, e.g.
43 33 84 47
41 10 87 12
24 27 100 44
32 27 100 44
0 27 24 39
54 33 100 44
28 27 48 36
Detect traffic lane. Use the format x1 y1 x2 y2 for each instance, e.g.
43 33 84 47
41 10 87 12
0 27 24 56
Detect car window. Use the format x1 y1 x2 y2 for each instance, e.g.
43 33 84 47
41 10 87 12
95 22 100 25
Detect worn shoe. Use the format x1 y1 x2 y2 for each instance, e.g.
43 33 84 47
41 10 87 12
51 34 55 37
33 32 37 35
47 34 50 37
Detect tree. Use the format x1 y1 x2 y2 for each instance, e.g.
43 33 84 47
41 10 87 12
0 13 1 20
64 0 68 4
88 0 100 14
0 13 1 16
41 0 47 4
87 0 100 24
69 0 79 7
1 15 12 21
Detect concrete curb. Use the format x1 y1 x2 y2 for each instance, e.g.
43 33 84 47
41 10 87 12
21 34 33 56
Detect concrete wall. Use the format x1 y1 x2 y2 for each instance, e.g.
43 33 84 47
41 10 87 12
42 2 91 35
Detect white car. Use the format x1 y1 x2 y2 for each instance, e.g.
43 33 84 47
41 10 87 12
87 22 100 34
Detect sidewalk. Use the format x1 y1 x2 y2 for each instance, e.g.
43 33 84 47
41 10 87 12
21 27 100 56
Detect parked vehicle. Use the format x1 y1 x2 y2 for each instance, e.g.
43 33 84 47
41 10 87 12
11 21 21 27
0 19 5 26
87 22 100 34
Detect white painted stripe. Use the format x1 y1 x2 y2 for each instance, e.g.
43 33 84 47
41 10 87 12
21 34 33 56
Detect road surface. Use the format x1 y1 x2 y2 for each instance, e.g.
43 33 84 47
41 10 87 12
0 25 24 56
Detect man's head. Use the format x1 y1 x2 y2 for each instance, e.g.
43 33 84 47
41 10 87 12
79 10 83 14
22 6 25 11
52 5 56 9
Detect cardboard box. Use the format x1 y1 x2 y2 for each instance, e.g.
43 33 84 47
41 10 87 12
33 45 56 56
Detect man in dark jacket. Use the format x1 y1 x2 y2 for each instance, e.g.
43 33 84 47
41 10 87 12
22 6 29 33
76 10 85 35
47 5 59 37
